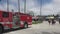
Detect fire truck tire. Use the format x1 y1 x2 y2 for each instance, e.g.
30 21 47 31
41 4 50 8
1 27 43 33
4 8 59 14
24 22 28 28
0 25 4 33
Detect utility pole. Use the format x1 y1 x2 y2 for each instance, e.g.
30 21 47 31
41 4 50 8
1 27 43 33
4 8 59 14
52 0 55 16
18 0 20 13
40 0 42 16
39 0 42 22
7 0 9 12
7 0 9 22
17 0 20 21
24 0 26 14
40 5 42 16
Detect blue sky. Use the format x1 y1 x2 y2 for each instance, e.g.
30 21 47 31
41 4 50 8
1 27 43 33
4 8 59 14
0 0 59 15
36 0 52 6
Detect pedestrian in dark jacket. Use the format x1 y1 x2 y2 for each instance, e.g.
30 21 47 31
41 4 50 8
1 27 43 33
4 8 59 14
52 19 56 25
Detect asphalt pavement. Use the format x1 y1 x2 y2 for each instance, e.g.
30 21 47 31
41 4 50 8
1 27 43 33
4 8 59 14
4 21 60 34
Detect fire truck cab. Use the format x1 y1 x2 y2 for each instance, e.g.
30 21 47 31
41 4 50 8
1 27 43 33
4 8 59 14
0 10 32 33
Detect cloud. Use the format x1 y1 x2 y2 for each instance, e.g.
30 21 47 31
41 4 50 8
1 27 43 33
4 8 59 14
26 0 53 15
28 0 60 15
28 3 53 16
28 7 40 15
42 4 53 15
0 5 4 10
26 0 53 16
0 3 7 11
0 0 59 16
26 0 36 9
0 3 18 12
53 0 60 15
9 4 18 12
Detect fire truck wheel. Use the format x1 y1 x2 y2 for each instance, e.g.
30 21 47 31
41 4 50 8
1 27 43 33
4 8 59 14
24 23 28 28
0 25 4 33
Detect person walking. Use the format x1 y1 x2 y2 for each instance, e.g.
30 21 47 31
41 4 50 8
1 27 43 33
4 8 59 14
48 19 51 24
52 19 56 25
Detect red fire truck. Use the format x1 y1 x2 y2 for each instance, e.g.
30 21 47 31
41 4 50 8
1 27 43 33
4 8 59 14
0 10 32 33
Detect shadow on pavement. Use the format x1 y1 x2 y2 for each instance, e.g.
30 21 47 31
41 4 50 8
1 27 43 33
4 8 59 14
3 27 30 34
54 32 60 34
42 32 60 34
42 32 52 34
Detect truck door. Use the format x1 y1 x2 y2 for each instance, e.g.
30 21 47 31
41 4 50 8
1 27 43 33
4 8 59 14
13 14 20 28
